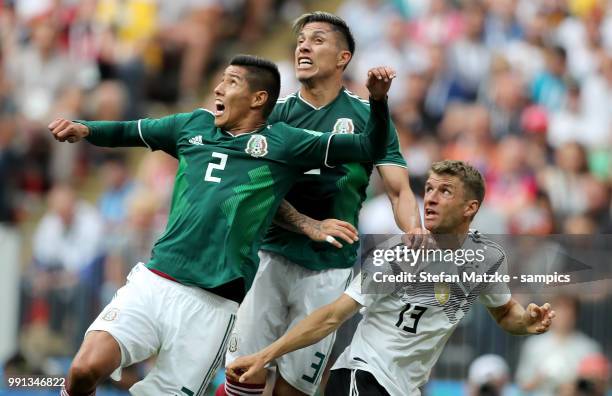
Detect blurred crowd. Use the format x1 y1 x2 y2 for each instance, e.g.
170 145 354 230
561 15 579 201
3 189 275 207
351 0 612 237
1 0 611 394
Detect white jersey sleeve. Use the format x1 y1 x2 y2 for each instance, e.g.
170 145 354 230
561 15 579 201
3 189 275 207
479 256 512 308
344 272 380 308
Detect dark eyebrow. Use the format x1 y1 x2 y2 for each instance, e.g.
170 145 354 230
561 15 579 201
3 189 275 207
299 29 331 37
226 72 243 81
311 30 329 37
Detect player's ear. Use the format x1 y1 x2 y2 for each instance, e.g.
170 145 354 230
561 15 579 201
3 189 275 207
337 50 352 69
251 90 269 111
464 200 480 219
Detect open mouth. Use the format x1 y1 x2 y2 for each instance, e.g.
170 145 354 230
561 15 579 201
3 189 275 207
425 208 437 218
215 100 225 116
297 57 313 69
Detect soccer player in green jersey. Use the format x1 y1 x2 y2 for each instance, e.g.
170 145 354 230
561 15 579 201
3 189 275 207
222 12 424 396
48 55 397 396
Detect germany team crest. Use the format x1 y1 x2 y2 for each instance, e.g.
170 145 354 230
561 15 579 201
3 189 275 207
333 118 354 134
245 134 268 157
434 283 450 305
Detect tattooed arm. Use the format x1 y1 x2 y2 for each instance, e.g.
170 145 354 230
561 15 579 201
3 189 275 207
272 200 358 248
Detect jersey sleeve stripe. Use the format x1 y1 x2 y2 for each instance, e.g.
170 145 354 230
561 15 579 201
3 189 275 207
374 163 408 169
324 133 337 168
137 119 152 150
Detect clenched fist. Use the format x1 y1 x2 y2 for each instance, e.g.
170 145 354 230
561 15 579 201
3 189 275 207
48 118 90 143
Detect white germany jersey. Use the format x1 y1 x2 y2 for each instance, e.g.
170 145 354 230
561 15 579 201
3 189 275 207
333 230 512 396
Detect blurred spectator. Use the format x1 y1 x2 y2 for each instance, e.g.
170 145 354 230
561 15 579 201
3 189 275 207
538 141 592 221
153 0 227 104
408 0 462 46
27 184 104 350
101 188 160 304
337 0 397 50
98 154 136 233
467 354 517 396
392 71 438 137
509 190 555 234
564 353 611 396
503 11 546 82
555 11 605 81
440 105 494 172
548 79 586 148
351 15 427 104
5 15 82 124
516 294 601 396
483 0 523 49
580 53 612 149
482 60 527 139
531 45 568 111
485 135 538 221
0 96 22 225
449 1 490 101
423 44 462 121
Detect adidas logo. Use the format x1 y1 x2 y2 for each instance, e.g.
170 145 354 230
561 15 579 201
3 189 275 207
189 135 204 145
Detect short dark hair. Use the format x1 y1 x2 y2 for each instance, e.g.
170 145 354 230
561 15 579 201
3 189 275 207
229 54 281 119
429 160 485 204
293 11 355 67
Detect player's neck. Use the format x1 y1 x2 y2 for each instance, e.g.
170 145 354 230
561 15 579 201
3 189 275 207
226 117 266 136
431 224 470 248
299 77 343 108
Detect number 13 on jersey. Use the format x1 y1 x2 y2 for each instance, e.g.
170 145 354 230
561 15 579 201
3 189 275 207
205 152 228 183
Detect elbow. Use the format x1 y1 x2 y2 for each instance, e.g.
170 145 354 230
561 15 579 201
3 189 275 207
322 311 345 333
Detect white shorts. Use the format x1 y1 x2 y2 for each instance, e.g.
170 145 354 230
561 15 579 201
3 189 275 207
87 263 238 396
226 251 352 395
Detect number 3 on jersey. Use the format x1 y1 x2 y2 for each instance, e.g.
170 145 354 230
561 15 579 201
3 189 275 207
204 152 227 183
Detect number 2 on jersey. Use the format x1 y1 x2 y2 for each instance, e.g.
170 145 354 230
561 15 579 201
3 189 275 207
204 152 227 183
395 303 427 334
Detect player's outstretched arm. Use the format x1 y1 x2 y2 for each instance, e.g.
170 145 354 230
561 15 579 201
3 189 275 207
379 166 424 232
325 66 396 165
227 294 361 383
272 200 358 248
488 299 556 335
48 118 145 147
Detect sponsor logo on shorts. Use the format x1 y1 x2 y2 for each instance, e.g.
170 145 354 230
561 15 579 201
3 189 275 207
228 333 238 353
101 308 120 321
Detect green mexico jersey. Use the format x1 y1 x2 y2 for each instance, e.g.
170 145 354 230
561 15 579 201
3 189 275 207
79 100 389 295
261 88 407 271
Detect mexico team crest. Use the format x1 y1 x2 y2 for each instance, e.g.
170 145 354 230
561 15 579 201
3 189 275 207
333 118 354 134
245 134 268 157
434 283 450 305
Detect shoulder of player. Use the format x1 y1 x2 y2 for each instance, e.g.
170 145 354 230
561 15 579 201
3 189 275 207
193 107 216 121
467 229 506 263
167 108 216 128
274 93 298 110
276 93 297 104
342 89 371 109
